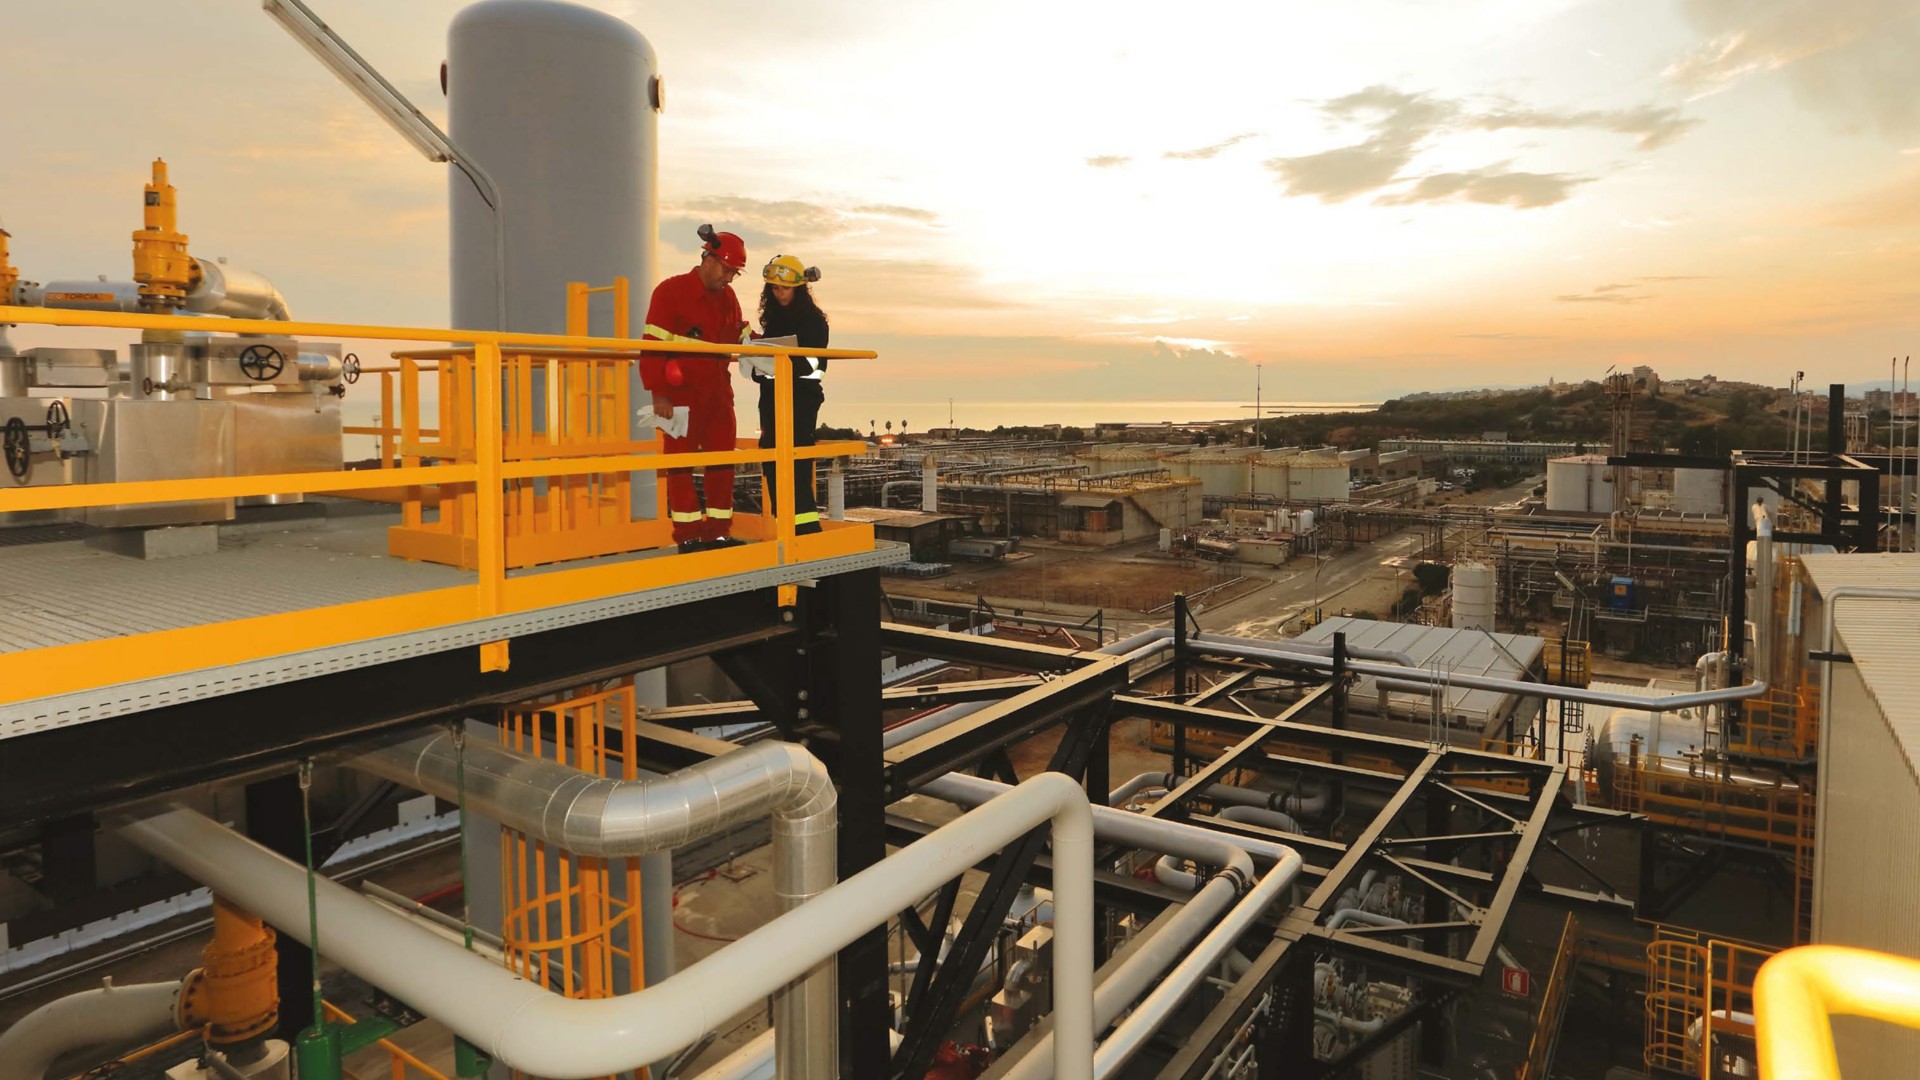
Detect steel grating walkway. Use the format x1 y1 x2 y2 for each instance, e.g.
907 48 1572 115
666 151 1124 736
0 505 906 735
0 515 470 652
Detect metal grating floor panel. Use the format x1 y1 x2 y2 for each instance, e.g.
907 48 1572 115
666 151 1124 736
0 517 472 652
0 505 905 735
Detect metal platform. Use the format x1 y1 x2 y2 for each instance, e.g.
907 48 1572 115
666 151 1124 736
0 508 905 735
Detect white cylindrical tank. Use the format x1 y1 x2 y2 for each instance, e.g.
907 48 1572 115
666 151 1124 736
449 0 660 511
1288 461 1349 502
1452 562 1496 632
1673 468 1726 516
1546 455 1610 513
922 455 939 512
1296 509 1314 533
1252 461 1290 497
1158 527 1172 552
449 0 659 335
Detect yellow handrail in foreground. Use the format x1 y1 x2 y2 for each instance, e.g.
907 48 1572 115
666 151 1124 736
0 304 879 698
1755 945 1920 1079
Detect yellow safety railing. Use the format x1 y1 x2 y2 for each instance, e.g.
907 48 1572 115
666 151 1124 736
1755 945 1920 1080
0 305 875 698
324 999 454 1080
1518 913 1579 1080
500 679 647 1080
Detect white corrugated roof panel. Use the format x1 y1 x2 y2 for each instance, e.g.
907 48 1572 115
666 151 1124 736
1800 553 1920 774
1293 617 1545 726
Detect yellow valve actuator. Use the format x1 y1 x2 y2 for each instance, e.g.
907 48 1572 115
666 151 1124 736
0 228 16 303
131 159 195 307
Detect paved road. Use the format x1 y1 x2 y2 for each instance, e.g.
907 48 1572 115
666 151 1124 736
1195 477 1541 639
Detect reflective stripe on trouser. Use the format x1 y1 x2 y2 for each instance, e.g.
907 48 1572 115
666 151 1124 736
662 392 737 543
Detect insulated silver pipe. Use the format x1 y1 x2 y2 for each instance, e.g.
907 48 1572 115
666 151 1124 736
118 773 1096 1080
353 737 836 1079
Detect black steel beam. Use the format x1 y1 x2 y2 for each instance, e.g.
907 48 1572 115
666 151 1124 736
883 676 1049 709
880 622 1094 670
882 656 1128 796
1464 764 1564 967
814 569 892 1080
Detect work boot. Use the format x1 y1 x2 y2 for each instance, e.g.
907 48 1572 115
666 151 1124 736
706 534 746 549
676 538 709 554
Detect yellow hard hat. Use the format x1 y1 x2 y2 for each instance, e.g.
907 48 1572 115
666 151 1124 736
764 255 820 288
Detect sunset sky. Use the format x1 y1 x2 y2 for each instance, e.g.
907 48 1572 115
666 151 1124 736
5 0 1920 412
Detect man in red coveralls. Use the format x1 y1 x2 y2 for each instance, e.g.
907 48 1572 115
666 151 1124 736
643 225 751 553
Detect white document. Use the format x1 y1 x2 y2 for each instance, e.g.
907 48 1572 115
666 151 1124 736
636 405 690 439
739 335 799 380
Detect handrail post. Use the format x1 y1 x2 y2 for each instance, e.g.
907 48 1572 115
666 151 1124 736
773 351 797 563
473 342 507 670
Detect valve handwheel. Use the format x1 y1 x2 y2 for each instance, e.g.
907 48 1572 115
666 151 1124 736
237 343 285 381
44 400 69 436
343 353 361 384
3 417 29 482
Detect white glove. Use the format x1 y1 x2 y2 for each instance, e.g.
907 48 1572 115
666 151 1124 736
636 405 689 439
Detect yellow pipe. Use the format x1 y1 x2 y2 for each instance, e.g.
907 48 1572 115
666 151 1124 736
180 896 279 1045
130 159 196 308
1755 945 1920 1079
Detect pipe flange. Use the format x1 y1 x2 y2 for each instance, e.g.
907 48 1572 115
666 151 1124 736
1217 864 1253 897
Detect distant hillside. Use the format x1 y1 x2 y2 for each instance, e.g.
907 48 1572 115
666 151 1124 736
1253 383 1797 456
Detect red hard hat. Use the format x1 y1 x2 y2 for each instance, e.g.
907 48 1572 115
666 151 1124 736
700 225 747 270
710 231 744 269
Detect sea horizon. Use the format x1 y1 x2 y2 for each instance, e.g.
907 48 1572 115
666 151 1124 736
817 399 1380 434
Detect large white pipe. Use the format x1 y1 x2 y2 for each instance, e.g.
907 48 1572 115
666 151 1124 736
1216 804 1301 833
117 772 1097 1080
0 977 184 1080
1092 846 1304 1077
921 773 1283 1080
353 737 836 1080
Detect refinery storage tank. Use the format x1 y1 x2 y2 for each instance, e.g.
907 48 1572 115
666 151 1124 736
1546 454 1612 513
1451 562 1496 631
1287 458 1351 501
1175 453 1256 497
1252 460 1291 497
1673 468 1727 516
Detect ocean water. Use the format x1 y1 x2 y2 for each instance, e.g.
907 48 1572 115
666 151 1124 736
337 394 1376 454
816 399 1377 434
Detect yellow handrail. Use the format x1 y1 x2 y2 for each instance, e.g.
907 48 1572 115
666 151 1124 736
0 305 872 360
1755 945 1920 1079
0 303 879 697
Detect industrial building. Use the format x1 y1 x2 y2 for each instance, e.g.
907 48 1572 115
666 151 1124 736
1378 437 1580 464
